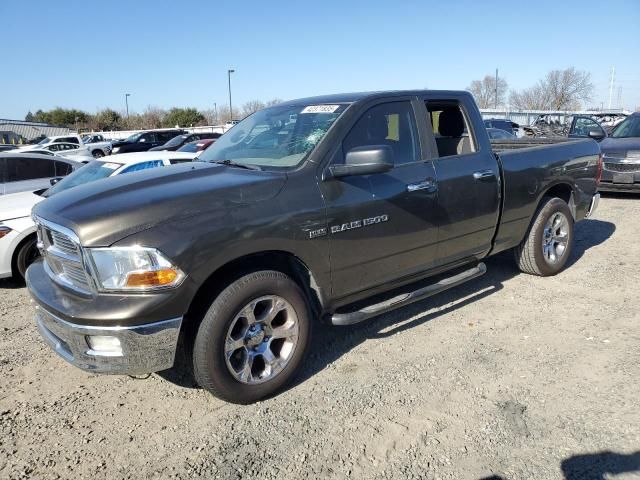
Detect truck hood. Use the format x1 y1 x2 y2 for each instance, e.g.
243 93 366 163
33 162 287 246
600 137 640 157
0 191 44 222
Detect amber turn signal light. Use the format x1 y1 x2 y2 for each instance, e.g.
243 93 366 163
125 269 178 288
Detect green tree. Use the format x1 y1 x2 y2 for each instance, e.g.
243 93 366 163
25 111 35 122
92 109 122 131
163 108 205 127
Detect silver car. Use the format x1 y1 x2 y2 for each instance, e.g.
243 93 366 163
0 153 80 195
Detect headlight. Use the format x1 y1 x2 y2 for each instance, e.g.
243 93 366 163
111 146 120 154
0 226 12 239
87 247 185 292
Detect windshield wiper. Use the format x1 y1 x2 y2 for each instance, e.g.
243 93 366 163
212 159 261 171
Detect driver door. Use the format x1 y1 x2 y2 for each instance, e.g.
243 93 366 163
319 99 439 299
568 116 606 141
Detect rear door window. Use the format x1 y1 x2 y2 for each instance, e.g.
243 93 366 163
6 156 56 181
425 101 477 157
54 161 73 176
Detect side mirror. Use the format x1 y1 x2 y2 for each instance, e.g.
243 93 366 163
49 177 62 186
588 128 606 141
329 145 394 178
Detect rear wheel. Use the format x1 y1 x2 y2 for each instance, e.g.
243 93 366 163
15 236 40 280
193 270 311 404
514 197 574 276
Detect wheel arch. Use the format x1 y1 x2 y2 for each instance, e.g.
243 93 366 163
538 182 576 219
11 231 38 277
183 250 327 341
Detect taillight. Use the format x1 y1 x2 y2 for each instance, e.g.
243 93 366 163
595 153 603 188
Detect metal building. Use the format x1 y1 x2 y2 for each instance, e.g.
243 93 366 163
0 119 72 144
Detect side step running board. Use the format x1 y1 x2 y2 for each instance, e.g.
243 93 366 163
330 263 487 326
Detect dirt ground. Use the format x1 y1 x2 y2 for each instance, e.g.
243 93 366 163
0 195 639 480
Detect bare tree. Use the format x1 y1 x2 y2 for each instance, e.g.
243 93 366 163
242 100 266 117
510 67 593 110
467 75 508 109
217 105 242 123
265 98 283 107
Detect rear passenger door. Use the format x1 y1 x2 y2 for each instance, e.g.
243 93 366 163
421 95 500 265
320 98 440 298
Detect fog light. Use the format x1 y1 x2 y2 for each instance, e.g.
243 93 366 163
86 335 122 356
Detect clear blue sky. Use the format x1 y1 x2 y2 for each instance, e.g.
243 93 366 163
2 0 639 119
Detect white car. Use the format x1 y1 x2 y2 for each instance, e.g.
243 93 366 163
23 143 95 162
19 134 112 158
0 151 198 280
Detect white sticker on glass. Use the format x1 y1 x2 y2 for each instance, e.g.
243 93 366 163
300 105 340 114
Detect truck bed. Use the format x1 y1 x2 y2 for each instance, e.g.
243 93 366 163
490 137 576 152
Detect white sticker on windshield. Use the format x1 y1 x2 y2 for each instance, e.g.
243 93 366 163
102 162 121 170
300 105 340 114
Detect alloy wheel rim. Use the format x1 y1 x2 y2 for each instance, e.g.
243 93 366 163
224 295 299 385
542 212 569 264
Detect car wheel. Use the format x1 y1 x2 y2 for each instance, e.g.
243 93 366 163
15 236 40 280
92 150 105 158
193 270 311 404
514 197 574 276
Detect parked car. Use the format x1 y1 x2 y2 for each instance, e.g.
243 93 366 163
23 143 95 162
110 129 186 154
26 90 600 404
148 133 221 152
0 153 79 195
568 112 640 192
81 134 113 158
0 150 198 280
484 118 519 136
17 134 112 158
487 127 516 140
177 138 216 153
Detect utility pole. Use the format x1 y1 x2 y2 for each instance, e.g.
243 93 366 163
213 102 218 125
608 66 615 109
495 68 499 109
228 69 235 121
125 93 131 117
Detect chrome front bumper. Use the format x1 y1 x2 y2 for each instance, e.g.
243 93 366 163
34 302 182 375
586 193 600 218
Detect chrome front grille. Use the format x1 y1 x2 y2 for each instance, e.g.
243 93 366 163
605 162 640 173
36 220 92 293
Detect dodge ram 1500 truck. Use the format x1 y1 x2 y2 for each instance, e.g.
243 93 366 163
27 90 601 404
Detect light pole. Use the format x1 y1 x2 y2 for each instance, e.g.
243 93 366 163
125 93 131 117
227 69 235 121
213 102 218 125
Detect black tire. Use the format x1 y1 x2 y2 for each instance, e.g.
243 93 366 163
92 150 105 158
193 270 311 404
15 236 40 280
514 197 574 276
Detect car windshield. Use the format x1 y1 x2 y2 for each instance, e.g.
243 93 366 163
125 133 142 142
43 160 123 197
197 103 349 169
178 142 199 153
611 116 640 138
37 137 51 145
164 135 187 147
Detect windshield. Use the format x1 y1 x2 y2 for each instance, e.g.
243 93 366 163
178 142 200 153
37 137 51 145
164 135 187 147
611 116 640 138
125 133 142 142
197 103 349 168
44 160 123 197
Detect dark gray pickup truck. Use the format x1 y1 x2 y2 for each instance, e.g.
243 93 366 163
27 90 601 403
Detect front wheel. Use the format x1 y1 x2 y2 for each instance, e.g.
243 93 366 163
193 270 311 404
514 197 574 276
92 150 105 158
15 236 40 280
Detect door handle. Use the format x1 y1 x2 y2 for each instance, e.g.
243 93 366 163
407 178 437 193
473 169 495 180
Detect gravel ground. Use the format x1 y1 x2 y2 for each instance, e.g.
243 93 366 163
1 195 639 480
